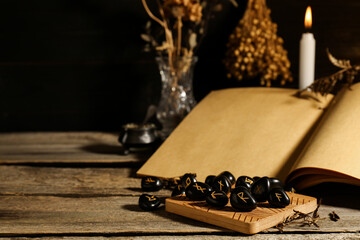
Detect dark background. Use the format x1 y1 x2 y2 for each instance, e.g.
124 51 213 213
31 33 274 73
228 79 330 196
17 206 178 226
0 0 359 132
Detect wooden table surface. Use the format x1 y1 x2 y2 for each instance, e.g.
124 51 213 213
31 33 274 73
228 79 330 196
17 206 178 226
0 132 359 240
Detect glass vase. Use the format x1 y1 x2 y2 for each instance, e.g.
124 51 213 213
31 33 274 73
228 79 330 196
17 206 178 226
155 56 198 139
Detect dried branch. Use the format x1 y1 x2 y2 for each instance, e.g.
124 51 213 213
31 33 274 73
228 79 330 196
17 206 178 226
156 0 174 69
229 0 238 7
142 0 165 27
327 49 351 69
275 199 322 232
329 211 340 222
177 16 183 57
296 49 360 98
141 0 234 60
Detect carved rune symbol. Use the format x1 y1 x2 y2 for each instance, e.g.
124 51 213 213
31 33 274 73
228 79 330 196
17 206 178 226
275 193 282 201
245 177 253 185
146 195 157 201
193 183 206 193
177 185 182 190
145 177 155 183
185 177 192 187
237 192 249 203
211 192 223 199
217 181 224 191
254 185 263 194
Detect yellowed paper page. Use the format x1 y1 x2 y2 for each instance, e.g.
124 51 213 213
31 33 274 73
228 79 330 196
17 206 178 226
137 87 332 182
288 83 360 188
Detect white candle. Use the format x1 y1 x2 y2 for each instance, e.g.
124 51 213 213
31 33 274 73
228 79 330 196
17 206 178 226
299 6 316 90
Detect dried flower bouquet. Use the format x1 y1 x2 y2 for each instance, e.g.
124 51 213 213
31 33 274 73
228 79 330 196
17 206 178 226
224 0 293 87
141 0 236 138
141 0 236 71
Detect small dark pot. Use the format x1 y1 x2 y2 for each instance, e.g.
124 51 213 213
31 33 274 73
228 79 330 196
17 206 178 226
118 123 158 150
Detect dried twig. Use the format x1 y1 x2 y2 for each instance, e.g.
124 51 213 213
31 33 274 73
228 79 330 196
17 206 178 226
177 16 182 57
296 49 360 98
141 0 233 60
142 0 165 27
329 211 340 222
275 199 323 233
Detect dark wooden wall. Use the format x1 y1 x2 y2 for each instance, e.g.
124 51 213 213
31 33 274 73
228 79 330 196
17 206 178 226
0 0 359 131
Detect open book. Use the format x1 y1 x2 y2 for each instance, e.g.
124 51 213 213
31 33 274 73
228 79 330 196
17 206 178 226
137 83 360 190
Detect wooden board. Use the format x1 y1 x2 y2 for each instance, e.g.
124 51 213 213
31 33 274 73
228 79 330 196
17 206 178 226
166 192 317 235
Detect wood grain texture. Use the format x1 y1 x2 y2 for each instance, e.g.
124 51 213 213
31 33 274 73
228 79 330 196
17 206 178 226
0 195 358 236
0 132 151 164
0 166 171 197
4 234 360 240
0 196 223 235
166 193 318 234
0 132 359 238
0 132 119 144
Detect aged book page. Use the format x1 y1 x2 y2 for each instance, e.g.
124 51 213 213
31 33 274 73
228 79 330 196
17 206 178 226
287 83 360 189
137 87 333 182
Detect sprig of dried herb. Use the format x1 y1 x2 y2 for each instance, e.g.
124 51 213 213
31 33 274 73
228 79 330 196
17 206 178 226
329 211 340 222
296 49 360 98
275 199 343 233
275 199 322 233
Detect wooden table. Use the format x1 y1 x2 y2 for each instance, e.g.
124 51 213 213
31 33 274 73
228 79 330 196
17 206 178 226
0 132 359 239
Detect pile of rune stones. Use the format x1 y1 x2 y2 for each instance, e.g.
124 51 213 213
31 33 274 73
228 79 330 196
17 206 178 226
139 171 294 211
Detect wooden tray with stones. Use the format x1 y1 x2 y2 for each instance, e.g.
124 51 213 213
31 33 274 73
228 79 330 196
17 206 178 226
165 192 317 234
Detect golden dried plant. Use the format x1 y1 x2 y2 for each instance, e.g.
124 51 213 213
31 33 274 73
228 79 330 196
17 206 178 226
224 0 293 87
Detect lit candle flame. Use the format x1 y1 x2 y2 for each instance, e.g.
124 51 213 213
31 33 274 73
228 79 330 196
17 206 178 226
304 6 312 30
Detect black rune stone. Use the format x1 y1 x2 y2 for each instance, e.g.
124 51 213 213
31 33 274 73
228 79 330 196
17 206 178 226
206 190 229 207
185 182 211 201
180 173 197 188
269 177 284 190
212 175 231 194
141 176 163 191
138 194 161 211
235 176 254 190
251 177 270 202
268 188 290 208
230 186 257 211
171 184 186 197
205 175 216 186
219 171 236 185
253 176 261 182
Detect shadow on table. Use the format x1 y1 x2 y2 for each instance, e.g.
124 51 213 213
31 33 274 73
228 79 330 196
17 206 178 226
301 183 360 210
80 144 129 155
80 143 153 167
81 142 153 155
125 187 144 193
81 144 124 154
122 204 155 213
